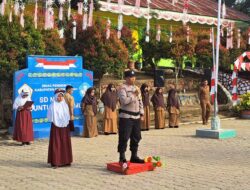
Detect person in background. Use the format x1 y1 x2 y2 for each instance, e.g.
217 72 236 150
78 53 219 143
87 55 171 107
140 83 150 131
47 89 73 168
118 70 145 166
151 87 166 129
101 83 118 135
13 90 34 146
167 88 180 128
199 79 211 125
64 85 75 131
81 88 98 138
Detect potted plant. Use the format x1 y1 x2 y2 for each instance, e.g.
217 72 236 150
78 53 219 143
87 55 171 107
234 92 250 119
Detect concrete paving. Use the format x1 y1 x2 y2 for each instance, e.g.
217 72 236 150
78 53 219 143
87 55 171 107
0 119 249 190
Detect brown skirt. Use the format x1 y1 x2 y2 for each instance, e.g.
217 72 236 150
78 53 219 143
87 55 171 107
154 107 165 129
103 107 118 134
13 110 34 142
168 106 180 127
83 115 98 138
48 123 73 167
141 106 150 130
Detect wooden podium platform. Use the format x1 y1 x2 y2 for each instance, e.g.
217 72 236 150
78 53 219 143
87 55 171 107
107 162 155 175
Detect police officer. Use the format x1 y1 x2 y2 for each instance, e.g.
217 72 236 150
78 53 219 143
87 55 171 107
117 70 145 164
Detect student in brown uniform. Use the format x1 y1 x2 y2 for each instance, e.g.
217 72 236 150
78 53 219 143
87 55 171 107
47 89 73 168
64 85 75 131
167 88 180 128
140 83 150 131
81 88 98 138
101 83 118 135
151 87 165 129
199 79 211 125
13 90 34 145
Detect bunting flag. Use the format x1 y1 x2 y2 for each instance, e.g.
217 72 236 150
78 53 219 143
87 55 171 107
182 0 189 24
0 0 6 16
210 66 215 103
106 18 111 40
59 28 64 38
117 14 123 39
14 0 19 16
226 26 233 49
82 0 88 30
186 25 190 43
222 1 226 19
156 25 161 42
237 29 241 49
232 52 250 105
9 6 13 22
220 27 224 37
135 0 140 8
88 0 93 27
34 0 38 29
77 2 83 15
45 0 54 30
169 25 173 43
58 0 65 21
67 0 71 20
145 0 150 42
20 4 25 27
209 28 212 43
72 20 76 40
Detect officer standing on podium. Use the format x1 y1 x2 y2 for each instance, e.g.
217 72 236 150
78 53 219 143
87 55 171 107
117 70 145 165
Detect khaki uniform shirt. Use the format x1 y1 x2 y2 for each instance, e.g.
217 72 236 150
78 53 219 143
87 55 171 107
199 85 210 103
64 92 75 120
118 83 144 119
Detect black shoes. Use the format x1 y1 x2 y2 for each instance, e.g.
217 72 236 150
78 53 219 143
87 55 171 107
130 156 145 164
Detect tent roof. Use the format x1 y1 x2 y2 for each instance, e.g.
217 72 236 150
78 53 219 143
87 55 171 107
100 0 250 23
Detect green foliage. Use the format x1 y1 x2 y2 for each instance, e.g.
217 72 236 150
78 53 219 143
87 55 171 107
195 31 213 68
139 27 172 68
234 93 250 112
64 18 129 79
41 29 66 56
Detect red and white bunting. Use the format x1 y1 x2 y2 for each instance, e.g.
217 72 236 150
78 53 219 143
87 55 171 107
169 25 173 43
82 0 88 30
58 0 65 21
248 28 250 45
117 14 123 39
186 25 190 43
88 0 94 27
67 0 71 20
14 0 19 16
209 28 212 43
222 1 226 19
72 20 76 40
182 0 189 24
232 52 250 104
20 4 25 27
9 6 12 22
0 0 6 16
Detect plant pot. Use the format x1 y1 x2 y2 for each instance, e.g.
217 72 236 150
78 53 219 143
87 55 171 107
240 110 250 119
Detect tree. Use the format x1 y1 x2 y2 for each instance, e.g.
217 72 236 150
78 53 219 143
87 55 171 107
195 30 213 68
170 26 196 83
64 18 129 79
139 27 172 69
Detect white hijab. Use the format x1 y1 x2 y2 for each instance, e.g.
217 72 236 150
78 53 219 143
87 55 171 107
47 92 70 128
13 91 32 110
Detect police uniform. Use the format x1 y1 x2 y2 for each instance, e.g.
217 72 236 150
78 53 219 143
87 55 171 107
117 70 144 164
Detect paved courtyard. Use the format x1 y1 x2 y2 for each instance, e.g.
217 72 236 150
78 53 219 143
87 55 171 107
0 119 250 190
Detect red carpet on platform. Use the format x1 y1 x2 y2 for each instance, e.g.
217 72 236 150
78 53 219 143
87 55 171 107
107 162 155 175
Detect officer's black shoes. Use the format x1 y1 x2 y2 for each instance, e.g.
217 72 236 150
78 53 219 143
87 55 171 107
130 157 145 164
119 159 129 171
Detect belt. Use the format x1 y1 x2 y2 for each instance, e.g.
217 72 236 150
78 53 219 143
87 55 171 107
119 109 140 116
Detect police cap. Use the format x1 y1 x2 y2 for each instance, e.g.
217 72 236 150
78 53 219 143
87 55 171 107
124 70 136 78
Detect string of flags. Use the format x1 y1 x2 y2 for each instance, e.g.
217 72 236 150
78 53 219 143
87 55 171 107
0 0 249 45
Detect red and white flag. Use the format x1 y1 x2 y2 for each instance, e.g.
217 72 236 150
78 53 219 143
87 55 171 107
35 59 77 70
34 0 38 29
210 66 215 103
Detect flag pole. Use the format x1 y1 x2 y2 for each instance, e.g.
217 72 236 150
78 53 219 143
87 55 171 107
211 0 222 130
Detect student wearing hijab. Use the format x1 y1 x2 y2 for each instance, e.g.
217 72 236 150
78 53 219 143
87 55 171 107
140 83 150 131
81 87 98 138
100 84 118 135
151 87 166 129
47 89 73 168
13 90 34 145
167 89 180 128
